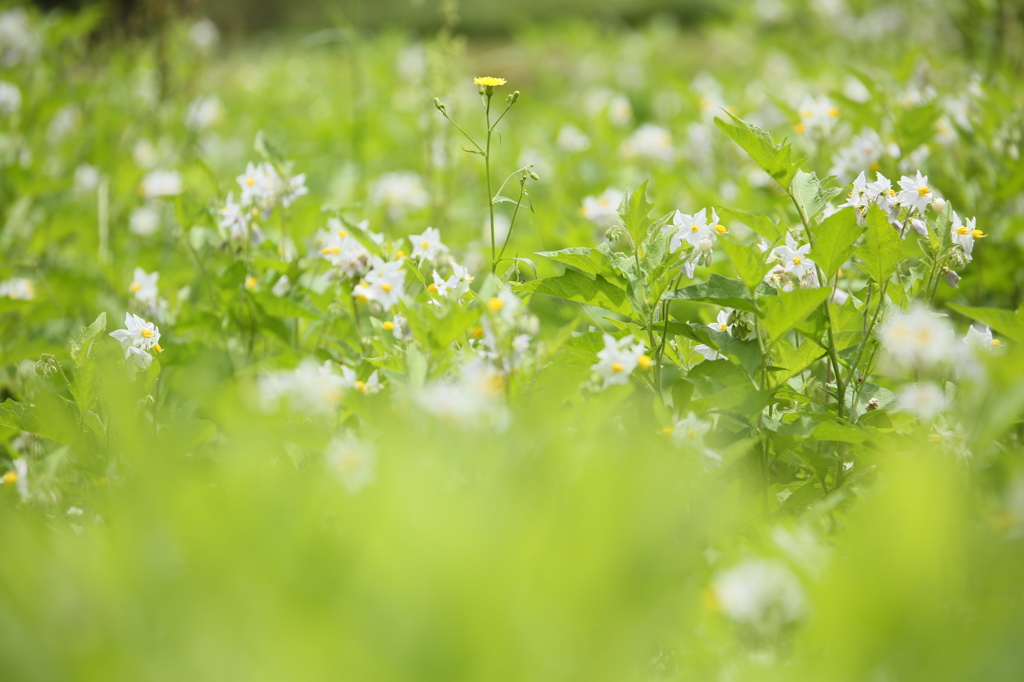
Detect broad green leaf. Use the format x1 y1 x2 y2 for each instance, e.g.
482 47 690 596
856 205 902 284
69 359 99 415
769 338 826 387
714 112 798 189
791 170 840 221
762 287 831 346
813 421 870 444
663 274 767 314
770 480 824 512
514 270 632 318
71 312 107 368
618 181 654 251
718 239 771 292
718 207 784 242
811 206 862 278
536 247 621 282
947 303 1024 344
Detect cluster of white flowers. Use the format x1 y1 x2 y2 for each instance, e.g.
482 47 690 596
580 188 622 228
591 333 650 387
258 360 382 414
555 124 590 153
879 305 955 370
129 267 168 319
0 277 35 301
764 233 819 290
140 169 183 198
663 207 726 276
353 257 406 311
183 94 223 132
829 128 900 182
429 262 473 303
0 81 21 115
236 161 307 217
109 313 162 369
795 95 838 136
0 9 40 67
620 123 674 163
371 172 428 220
415 357 510 429
409 226 448 262
712 559 806 637
318 218 372 280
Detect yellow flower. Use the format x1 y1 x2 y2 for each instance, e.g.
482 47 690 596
473 76 506 88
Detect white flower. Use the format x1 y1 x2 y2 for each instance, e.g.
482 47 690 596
325 434 376 494
125 345 153 369
67 506 84 516
555 124 590 153
950 212 984 260
796 95 839 136
708 310 733 335
895 382 948 420
183 94 223 131
281 173 308 208
580 188 622 228
74 164 101 193
236 161 282 211
132 138 159 168
371 171 428 219
896 171 933 214
109 313 161 354
187 18 220 52
129 267 160 305
669 207 723 252
319 219 370 279
771 233 815 280
12 457 29 502
671 412 711 449
620 123 675 163
592 333 647 387
0 81 21 115
878 305 955 369
409 226 448 262
0 9 41 67
354 257 405 311
141 169 183 197
415 359 509 428
130 205 161 236
0 278 35 301
694 343 723 361
829 128 896 181
713 559 806 635
964 324 1002 351
486 289 522 323
340 366 383 395
258 360 345 414
218 192 253 243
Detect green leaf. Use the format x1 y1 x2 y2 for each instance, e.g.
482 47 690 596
811 207 862 278
718 239 771 292
718 208 784 242
71 312 107 368
663 274 768 314
791 170 840 221
813 421 870 444
762 287 831 346
514 270 632 318
947 304 1024 344
856 205 902 284
769 339 826 387
535 247 621 283
618 181 654 251
714 112 798 189
770 480 824 512
895 102 941 153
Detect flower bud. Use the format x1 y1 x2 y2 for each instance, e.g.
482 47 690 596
943 267 961 288
509 91 520 105
909 218 928 237
866 397 880 411
433 97 446 113
699 238 713 253
529 171 540 181
930 197 946 213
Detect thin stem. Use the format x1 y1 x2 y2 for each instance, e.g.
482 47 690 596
439 111 485 155
485 95 497 273
495 177 527 267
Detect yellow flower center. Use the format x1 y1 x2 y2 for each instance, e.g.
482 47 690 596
991 339 1002 346
611 362 624 373
153 344 163 354
130 282 142 292
714 224 727 234
337 229 348 238
638 355 653 370
827 106 838 117
322 247 331 255
917 186 931 196
420 241 430 250
800 108 811 118
141 329 154 338
246 177 255 186
795 122 806 134
869 161 880 171
380 283 392 292
355 381 366 393
360 281 369 288
471 327 484 340
427 283 438 293
245 276 257 289
661 426 673 437
2 471 16 485
382 321 395 331
687 428 699 439
972 229 985 239
792 256 802 264
488 297 504 313
929 434 942 442
598 197 611 207
690 224 700 233
719 323 728 331
357 295 368 303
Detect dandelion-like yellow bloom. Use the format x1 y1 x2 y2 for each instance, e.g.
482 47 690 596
473 76 506 87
